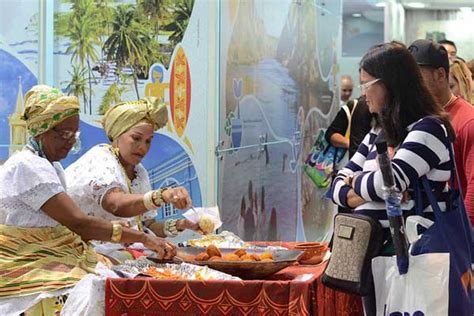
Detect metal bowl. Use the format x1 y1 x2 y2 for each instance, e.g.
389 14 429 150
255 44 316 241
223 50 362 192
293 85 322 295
171 247 304 279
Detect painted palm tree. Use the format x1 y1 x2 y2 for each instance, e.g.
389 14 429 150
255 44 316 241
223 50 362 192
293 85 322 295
138 0 161 38
64 64 88 112
162 0 195 47
103 5 152 99
99 83 127 115
66 0 101 114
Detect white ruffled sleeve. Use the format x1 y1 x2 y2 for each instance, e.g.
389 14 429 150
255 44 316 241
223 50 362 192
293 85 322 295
66 145 126 207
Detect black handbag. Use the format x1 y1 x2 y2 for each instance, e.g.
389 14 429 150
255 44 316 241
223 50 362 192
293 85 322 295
321 213 384 296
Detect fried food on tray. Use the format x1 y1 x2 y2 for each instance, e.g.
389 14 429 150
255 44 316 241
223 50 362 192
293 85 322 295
186 245 274 262
199 216 215 234
142 267 183 280
195 252 210 261
260 252 273 260
222 253 241 261
209 256 222 261
206 244 222 258
233 249 247 257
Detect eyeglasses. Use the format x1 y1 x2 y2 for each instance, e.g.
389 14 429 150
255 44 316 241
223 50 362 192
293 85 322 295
359 78 381 93
52 127 80 142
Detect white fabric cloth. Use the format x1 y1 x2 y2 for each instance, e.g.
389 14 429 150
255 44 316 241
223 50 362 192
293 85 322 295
65 144 156 224
0 149 64 227
0 149 78 314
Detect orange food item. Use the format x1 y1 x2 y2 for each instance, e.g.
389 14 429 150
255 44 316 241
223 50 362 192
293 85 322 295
222 253 241 261
250 254 261 261
209 256 222 261
259 252 273 260
240 254 255 261
261 258 273 262
234 249 247 257
142 267 183 280
195 252 210 261
206 245 222 258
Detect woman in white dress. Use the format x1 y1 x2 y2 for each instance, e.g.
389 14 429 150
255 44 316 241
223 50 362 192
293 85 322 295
65 98 198 259
0 85 176 315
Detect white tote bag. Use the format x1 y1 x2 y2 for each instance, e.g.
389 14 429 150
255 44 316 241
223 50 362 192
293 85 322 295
372 253 450 316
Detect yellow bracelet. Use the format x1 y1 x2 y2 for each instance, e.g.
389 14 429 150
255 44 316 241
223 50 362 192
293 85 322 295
143 191 157 210
151 188 167 206
110 223 123 243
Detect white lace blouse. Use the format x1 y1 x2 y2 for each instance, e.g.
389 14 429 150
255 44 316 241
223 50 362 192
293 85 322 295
0 149 65 227
65 145 156 226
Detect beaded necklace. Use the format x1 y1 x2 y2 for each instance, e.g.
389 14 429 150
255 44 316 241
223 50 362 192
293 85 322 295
105 144 144 232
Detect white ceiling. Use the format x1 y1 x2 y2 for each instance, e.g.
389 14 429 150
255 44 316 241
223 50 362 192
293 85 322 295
344 0 474 13
399 0 474 10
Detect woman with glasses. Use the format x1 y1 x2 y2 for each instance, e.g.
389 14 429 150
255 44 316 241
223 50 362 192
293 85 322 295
330 43 456 315
0 85 176 315
65 98 199 261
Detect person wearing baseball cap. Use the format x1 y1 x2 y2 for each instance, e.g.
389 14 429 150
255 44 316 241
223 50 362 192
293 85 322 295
409 39 474 221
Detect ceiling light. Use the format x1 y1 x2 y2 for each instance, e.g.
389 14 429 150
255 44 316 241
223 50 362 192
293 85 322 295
375 2 386 8
406 2 426 9
352 13 362 17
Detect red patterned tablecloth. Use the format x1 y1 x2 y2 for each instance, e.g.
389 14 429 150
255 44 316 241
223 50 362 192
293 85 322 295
105 263 363 316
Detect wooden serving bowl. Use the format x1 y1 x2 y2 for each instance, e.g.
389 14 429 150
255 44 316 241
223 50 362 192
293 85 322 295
294 242 328 265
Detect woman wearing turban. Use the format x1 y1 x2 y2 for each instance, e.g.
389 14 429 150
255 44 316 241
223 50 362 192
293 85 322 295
0 85 176 315
65 97 198 260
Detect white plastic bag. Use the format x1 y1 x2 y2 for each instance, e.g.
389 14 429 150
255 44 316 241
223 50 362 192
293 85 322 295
372 253 449 316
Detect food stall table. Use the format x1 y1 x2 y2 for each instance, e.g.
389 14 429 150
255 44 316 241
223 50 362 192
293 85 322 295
105 262 363 315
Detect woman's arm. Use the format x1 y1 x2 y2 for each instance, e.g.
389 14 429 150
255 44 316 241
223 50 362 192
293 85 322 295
331 132 372 208
41 192 176 258
101 186 192 217
352 118 450 201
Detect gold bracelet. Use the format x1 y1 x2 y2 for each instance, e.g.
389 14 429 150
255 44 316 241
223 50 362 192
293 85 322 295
164 219 179 237
110 223 123 243
143 191 157 210
151 188 166 206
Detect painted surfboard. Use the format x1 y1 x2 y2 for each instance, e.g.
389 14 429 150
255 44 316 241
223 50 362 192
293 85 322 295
169 46 191 138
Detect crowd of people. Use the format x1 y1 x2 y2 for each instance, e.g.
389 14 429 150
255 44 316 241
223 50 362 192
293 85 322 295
329 39 473 315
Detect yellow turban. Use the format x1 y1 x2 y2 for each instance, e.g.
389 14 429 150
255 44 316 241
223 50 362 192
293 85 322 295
102 97 168 141
22 85 80 136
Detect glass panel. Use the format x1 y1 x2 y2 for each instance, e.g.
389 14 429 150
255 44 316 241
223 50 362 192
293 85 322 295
219 0 342 241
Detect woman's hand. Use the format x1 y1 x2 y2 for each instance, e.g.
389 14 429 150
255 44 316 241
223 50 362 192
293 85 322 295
162 187 192 209
143 235 177 259
176 219 200 231
347 189 365 209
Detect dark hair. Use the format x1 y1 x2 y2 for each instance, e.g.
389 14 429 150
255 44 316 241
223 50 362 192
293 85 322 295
438 39 456 49
360 42 454 146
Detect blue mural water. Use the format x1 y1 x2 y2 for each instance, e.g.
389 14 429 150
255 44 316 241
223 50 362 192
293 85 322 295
0 48 37 160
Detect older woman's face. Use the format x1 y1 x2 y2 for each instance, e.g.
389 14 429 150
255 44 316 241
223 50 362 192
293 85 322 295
37 115 80 161
115 124 154 166
360 69 386 114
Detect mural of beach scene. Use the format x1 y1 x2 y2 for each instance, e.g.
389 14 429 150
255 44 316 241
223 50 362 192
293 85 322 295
0 1 39 163
219 0 342 241
53 0 200 219
0 0 201 220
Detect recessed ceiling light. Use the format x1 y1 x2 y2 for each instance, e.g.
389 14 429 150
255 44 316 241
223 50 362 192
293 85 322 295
352 13 362 17
406 2 426 9
375 2 386 8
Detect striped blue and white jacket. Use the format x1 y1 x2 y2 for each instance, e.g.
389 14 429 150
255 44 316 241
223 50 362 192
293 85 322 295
331 116 452 228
